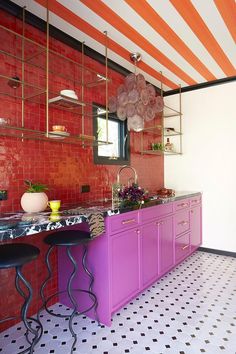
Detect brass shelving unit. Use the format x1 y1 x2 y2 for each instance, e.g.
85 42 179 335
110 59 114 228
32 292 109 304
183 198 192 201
0 6 112 147
141 85 182 156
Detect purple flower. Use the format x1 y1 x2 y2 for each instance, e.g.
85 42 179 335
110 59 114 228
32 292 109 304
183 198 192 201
118 184 145 203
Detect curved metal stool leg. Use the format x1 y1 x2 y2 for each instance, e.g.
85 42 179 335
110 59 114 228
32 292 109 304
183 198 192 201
40 245 54 313
16 266 42 354
66 246 79 353
82 245 100 325
15 273 32 346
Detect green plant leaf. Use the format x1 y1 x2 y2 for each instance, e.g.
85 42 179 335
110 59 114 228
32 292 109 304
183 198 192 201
24 180 48 193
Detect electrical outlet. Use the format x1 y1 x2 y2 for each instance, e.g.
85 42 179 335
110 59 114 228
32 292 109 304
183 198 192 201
0 190 8 200
81 185 90 193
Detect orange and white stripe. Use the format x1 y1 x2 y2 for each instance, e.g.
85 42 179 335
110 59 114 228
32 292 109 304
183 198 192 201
11 0 236 92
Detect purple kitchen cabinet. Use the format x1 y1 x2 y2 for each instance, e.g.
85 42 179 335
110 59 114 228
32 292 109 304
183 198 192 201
158 215 174 276
110 228 140 312
140 222 159 289
190 204 202 251
58 194 202 326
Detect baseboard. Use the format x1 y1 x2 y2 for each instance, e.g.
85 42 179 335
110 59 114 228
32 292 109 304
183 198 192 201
198 247 236 258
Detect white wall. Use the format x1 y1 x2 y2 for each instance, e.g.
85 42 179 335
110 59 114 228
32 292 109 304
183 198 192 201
164 81 236 253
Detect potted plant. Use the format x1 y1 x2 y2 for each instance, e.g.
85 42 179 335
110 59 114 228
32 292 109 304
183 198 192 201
20 180 49 213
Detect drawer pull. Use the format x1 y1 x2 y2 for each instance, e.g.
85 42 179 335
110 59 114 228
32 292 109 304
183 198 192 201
178 221 189 226
177 202 188 208
182 244 189 250
192 199 199 203
122 218 136 225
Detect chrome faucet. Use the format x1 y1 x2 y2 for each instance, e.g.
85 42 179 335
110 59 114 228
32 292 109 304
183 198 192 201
112 165 138 209
116 165 138 186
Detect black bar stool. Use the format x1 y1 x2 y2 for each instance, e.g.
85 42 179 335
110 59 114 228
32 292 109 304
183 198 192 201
0 243 42 354
39 230 99 353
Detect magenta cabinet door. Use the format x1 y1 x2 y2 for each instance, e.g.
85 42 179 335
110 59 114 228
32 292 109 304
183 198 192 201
141 222 159 288
190 205 202 250
110 229 140 311
159 216 174 275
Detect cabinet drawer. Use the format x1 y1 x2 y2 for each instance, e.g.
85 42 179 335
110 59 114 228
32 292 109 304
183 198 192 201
190 195 201 207
175 232 190 263
175 210 190 236
140 203 173 223
109 211 139 235
174 198 190 211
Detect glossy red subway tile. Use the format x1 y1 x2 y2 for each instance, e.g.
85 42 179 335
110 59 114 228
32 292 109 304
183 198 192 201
0 8 164 329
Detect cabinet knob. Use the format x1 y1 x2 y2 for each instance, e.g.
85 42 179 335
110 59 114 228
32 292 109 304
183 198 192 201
136 229 140 235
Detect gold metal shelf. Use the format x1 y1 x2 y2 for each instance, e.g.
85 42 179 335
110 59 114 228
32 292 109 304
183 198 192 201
0 75 46 100
163 104 182 118
141 150 163 156
0 6 111 147
141 84 183 156
48 95 85 109
141 150 182 156
0 24 46 62
0 25 111 90
163 151 182 155
142 124 162 132
163 113 182 118
164 130 182 137
0 125 113 146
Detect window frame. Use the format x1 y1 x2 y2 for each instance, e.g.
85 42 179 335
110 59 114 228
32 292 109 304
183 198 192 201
93 104 130 165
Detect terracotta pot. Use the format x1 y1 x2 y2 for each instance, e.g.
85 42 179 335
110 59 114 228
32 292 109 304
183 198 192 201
20 192 48 213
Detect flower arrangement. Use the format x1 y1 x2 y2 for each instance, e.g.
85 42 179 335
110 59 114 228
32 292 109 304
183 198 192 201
118 184 147 208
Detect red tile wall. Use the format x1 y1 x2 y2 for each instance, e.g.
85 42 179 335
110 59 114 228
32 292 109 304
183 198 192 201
0 9 164 330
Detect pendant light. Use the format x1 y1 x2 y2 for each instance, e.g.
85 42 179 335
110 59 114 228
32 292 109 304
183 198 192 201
108 52 164 132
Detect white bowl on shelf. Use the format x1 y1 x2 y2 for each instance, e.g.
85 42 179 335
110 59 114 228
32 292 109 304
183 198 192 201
60 89 78 100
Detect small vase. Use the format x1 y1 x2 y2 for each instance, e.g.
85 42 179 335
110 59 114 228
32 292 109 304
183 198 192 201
21 192 48 213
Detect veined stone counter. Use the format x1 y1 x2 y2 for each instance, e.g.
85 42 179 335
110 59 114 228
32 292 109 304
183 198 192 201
0 191 201 242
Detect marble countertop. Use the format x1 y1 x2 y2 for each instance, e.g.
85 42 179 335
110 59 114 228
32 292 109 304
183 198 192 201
0 191 201 242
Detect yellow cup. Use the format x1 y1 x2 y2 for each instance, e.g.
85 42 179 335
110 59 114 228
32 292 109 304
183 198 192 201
48 200 61 212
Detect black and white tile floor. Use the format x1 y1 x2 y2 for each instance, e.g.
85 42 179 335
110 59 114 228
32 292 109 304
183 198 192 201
1 251 236 354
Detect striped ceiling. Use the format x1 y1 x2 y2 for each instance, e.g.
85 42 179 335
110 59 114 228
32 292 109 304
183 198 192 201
11 0 236 93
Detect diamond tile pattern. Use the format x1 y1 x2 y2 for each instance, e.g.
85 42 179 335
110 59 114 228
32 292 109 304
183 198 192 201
1 251 236 354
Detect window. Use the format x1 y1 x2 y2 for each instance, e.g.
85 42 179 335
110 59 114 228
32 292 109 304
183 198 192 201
93 105 130 165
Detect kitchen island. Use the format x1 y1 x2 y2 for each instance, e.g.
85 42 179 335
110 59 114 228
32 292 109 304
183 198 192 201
0 192 201 327
55 192 202 326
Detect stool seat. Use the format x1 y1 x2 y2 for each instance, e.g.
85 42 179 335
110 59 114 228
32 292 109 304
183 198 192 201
44 230 91 246
0 243 40 269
